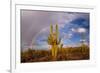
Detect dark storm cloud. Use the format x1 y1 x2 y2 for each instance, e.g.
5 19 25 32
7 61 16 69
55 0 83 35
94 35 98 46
21 9 89 51
21 10 56 45
21 10 72 46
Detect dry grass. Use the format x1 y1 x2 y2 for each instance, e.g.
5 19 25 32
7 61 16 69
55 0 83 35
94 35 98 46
21 45 89 63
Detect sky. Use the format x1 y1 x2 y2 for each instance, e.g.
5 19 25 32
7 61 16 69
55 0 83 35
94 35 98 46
21 9 89 51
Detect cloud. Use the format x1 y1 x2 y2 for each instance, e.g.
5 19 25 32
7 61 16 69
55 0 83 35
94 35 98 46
63 32 73 39
70 17 89 30
71 27 87 33
32 45 48 50
80 39 86 42
21 10 89 51
78 28 87 33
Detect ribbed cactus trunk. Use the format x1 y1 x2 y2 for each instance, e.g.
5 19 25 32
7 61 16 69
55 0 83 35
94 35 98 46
47 24 61 60
51 44 58 60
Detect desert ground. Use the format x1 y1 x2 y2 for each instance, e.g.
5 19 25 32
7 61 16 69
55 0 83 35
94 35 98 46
21 45 89 63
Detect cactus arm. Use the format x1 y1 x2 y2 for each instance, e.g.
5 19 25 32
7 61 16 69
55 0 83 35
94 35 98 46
50 24 53 34
57 37 61 44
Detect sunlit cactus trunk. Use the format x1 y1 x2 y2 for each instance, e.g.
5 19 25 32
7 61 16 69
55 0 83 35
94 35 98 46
47 24 62 60
51 44 58 60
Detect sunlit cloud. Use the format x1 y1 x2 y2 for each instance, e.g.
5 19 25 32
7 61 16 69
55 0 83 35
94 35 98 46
63 32 73 39
71 27 87 33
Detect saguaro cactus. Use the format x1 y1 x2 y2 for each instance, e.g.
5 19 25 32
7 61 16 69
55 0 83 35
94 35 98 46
47 24 62 60
80 32 86 53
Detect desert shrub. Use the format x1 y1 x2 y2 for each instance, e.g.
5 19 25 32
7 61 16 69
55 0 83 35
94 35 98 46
21 45 89 63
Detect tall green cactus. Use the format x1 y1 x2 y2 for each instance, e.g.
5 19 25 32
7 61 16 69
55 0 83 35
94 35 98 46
47 24 62 60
